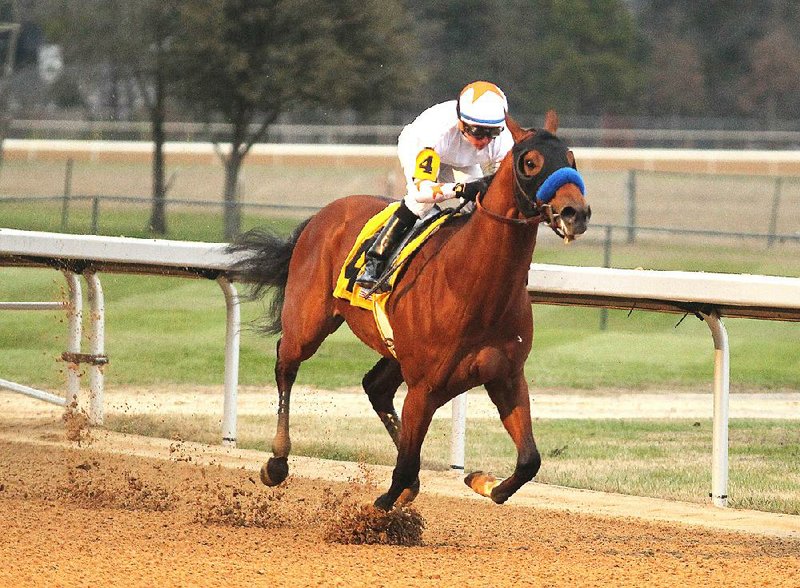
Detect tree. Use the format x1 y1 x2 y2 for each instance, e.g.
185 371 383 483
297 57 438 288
170 0 418 240
404 0 644 118
131 2 180 235
637 0 773 116
528 0 644 116
737 25 800 124
644 33 707 116
38 0 180 234
0 1 20 167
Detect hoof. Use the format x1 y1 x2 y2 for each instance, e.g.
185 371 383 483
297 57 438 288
490 489 509 505
260 457 288 486
464 471 500 499
396 479 420 507
373 492 395 512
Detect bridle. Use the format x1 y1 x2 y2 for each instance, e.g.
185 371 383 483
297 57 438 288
476 129 585 240
474 190 543 227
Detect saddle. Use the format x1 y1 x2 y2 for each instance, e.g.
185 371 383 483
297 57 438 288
334 203 456 307
333 203 460 355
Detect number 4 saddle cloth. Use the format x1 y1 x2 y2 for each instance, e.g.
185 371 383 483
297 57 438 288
333 202 455 356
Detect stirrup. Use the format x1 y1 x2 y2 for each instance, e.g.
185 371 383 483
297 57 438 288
355 261 383 290
357 279 378 298
355 208 415 297
359 279 390 299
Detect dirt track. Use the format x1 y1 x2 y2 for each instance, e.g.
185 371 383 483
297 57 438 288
2 405 800 587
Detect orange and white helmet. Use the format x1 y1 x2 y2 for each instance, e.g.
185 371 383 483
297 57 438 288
457 81 508 127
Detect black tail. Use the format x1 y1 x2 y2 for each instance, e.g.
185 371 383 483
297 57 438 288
227 219 312 334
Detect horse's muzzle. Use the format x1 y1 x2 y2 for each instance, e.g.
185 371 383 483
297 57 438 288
557 204 591 242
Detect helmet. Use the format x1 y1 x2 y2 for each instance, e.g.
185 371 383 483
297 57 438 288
457 81 508 127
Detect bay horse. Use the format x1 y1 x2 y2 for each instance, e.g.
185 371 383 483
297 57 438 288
229 111 591 511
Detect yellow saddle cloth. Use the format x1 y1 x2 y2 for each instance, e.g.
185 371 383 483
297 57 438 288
333 202 451 355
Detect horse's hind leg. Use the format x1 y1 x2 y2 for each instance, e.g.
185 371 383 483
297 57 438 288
362 357 419 505
465 373 541 504
260 337 297 486
261 315 344 487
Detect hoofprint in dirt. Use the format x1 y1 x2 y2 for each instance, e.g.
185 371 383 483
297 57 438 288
3 385 799 421
1 429 799 588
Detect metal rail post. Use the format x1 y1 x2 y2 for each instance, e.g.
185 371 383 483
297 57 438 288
218 276 240 447
701 309 730 508
450 393 467 470
626 170 637 243
85 271 106 425
767 177 782 248
62 270 82 409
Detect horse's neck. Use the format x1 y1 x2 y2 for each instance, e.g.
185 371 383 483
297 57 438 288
460 161 539 279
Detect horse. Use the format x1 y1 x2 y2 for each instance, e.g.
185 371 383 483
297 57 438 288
229 111 591 511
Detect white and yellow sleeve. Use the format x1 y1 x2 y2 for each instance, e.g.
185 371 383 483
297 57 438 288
409 148 458 203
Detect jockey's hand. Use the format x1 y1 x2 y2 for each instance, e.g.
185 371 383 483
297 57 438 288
454 176 493 201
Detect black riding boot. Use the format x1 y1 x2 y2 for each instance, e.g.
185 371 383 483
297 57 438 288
356 204 417 292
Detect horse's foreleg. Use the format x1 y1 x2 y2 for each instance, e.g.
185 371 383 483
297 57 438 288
374 388 434 511
261 338 298 486
362 357 404 446
466 374 540 504
362 357 420 505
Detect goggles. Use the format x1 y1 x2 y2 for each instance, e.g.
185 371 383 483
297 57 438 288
462 123 503 140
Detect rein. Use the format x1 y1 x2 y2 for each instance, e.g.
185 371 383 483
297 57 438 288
473 157 562 232
475 190 542 226
511 168 565 237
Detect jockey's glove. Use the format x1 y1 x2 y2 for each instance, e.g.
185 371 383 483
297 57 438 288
454 175 494 202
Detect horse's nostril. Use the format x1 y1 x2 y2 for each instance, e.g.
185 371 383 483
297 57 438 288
586 205 592 220
560 206 577 220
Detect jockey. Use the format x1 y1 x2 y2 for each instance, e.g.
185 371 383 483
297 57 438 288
356 80 514 292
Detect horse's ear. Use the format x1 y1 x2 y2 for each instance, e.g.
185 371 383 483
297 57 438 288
505 114 528 142
544 109 559 134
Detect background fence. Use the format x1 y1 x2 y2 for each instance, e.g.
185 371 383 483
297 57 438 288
7 119 800 149
2 141 800 276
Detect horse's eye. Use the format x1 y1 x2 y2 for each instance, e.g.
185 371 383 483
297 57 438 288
525 159 534 169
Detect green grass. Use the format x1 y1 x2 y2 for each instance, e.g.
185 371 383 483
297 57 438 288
2 275 799 391
0 198 302 241
1 252 799 392
105 411 800 515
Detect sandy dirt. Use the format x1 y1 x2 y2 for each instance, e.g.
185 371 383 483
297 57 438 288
1 389 800 587
4 385 800 421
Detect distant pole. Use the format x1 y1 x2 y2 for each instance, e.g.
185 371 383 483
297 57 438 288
626 170 637 244
599 225 612 331
385 170 395 196
767 177 782 248
91 196 99 234
60 158 73 232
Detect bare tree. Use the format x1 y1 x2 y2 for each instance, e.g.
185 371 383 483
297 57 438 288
170 0 418 240
738 25 800 125
0 14 20 168
39 0 179 234
645 33 708 116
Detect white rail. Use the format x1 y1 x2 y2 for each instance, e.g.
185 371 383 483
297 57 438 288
0 228 242 446
3 229 799 507
450 264 800 508
6 139 800 175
